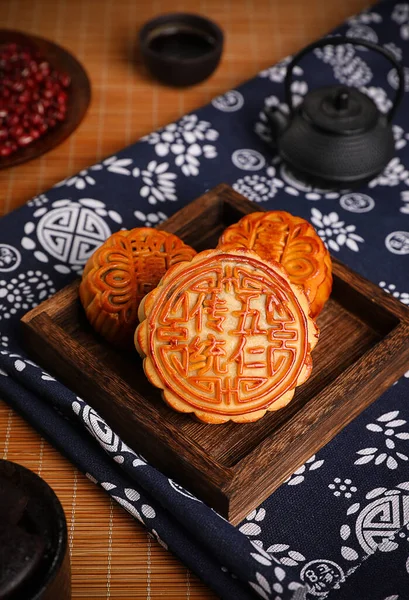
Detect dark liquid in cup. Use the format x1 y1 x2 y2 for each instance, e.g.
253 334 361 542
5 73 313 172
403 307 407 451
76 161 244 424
148 27 215 60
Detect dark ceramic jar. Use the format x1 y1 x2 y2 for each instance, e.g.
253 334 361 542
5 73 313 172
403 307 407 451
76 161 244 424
0 460 71 600
139 13 224 87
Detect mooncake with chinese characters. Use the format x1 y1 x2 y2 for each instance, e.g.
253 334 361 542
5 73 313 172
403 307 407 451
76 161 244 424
135 248 319 424
218 211 332 318
79 228 196 348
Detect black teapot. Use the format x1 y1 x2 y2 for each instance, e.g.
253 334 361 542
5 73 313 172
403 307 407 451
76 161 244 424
266 36 405 187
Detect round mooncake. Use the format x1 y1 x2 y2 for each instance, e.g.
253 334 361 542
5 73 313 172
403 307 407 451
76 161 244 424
79 228 197 347
218 211 332 318
135 248 319 424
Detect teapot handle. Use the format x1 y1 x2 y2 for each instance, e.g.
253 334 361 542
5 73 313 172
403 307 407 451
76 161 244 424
284 36 405 123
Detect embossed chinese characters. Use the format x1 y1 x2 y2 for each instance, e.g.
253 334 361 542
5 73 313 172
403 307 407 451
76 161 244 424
218 211 332 318
136 249 318 423
79 228 196 348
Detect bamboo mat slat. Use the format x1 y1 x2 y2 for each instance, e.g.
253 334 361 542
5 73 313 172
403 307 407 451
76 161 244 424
0 0 369 597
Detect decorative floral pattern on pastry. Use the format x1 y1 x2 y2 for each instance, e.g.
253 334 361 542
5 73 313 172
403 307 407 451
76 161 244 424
218 211 332 318
135 248 319 424
79 228 196 347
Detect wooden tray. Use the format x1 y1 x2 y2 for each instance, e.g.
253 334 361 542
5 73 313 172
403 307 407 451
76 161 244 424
21 184 409 525
0 29 91 170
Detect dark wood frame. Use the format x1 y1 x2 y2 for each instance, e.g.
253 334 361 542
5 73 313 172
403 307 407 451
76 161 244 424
21 184 409 524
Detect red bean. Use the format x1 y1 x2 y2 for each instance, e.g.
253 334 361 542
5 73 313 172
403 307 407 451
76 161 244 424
17 135 34 146
0 145 12 156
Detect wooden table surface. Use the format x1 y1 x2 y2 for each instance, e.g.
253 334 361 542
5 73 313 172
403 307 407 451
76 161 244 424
0 0 369 597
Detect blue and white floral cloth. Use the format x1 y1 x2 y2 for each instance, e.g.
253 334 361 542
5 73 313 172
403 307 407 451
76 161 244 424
1 1 409 598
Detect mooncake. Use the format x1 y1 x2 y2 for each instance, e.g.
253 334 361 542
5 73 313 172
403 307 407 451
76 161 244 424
218 211 332 318
135 248 319 424
79 228 197 347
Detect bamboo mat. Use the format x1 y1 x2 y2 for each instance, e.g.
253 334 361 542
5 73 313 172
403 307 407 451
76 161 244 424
0 0 369 597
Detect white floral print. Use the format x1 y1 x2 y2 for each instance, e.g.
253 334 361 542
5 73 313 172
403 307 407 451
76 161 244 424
233 167 284 202
132 161 177 204
266 544 306 568
57 156 178 201
388 66 409 92
255 82 308 144
379 281 409 304
244 509 306 574
13 355 40 371
328 478 358 499
101 156 134 175
0 350 55 382
393 125 409 150
249 563 305 600
348 10 382 25
346 24 378 44
285 455 324 486
315 42 354 66
384 42 403 61
250 541 275 567
18 358 54 381
134 210 167 227
0 335 8 348
57 167 103 190
28 193 48 208
142 114 219 176
400 190 409 214
361 86 392 114
369 157 409 187
392 3 409 39
248 541 306 600
355 411 409 470
259 55 303 83
314 44 372 86
56 156 133 189
392 3 409 24
239 508 266 536
0 271 56 320
74 475 159 552
310 209 364 252
249 571 273 600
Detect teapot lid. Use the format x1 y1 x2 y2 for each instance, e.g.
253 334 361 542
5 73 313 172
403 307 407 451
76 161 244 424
302 85 379 135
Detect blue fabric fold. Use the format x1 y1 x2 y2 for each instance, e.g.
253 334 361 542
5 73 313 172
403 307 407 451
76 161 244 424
1 1 409 598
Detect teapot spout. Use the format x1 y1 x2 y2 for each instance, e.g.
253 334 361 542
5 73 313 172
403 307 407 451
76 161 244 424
265 107 289 144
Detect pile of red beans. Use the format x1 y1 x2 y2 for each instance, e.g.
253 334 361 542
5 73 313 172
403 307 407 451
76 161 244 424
0 42 71 157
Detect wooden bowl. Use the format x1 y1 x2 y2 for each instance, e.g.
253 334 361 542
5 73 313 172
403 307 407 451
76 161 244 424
0 29 91 170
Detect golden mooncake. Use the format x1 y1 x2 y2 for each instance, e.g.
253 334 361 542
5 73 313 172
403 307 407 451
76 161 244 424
135 248 319 424
218 211 332 318
79 227 196 348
